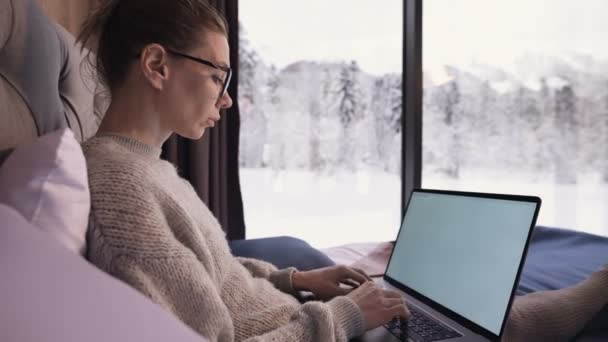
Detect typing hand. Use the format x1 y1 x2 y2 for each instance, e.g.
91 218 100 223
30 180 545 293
347 282 411 330
292 265 372 300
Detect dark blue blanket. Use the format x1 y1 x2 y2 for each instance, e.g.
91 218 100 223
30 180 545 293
518 226 608 295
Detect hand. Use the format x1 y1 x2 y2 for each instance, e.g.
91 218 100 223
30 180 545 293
347 282 411 331
292 265 372 300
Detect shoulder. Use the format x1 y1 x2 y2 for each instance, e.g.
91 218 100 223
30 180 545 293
83 137 168 232
82 136 172 191
82 136 150 174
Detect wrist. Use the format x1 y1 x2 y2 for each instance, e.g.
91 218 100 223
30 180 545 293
292 270 310 291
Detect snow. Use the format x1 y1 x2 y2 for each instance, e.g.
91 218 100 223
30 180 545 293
241 169 608 249
240 168 401 248
546 76 570 89
490 80 516 94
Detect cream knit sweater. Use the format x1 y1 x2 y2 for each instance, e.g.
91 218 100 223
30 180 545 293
82 135 365 342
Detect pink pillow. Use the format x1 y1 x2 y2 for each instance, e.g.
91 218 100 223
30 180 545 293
0 128 89 254
0 203 206 342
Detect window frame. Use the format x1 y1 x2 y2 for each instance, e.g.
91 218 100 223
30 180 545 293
401 0 423 215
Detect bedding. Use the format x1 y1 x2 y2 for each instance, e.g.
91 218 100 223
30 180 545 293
0 128 89 254
0 203 206 342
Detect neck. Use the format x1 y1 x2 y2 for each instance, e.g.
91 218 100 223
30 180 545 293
97 86 172 148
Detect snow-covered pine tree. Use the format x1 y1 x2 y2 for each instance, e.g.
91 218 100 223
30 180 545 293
554 83 578 184
602 83 608 183
513 86 544 173
336 61 365 171
309 98 323 173
437 80 462 178
371 78 390 171
370 74 402 173
535 78 559 177
238 23 268 168
320 67 338 174
265 65 286 172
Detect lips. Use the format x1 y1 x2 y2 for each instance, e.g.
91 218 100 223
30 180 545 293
207 116 220 128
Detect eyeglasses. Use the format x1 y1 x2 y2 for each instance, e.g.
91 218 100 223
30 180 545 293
166 49 232 98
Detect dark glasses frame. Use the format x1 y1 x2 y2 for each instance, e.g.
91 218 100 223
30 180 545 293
166 49 232 98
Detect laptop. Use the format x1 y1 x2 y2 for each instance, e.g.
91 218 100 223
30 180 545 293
356 189 541 342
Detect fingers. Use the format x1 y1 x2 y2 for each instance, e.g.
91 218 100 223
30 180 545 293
383 297 405 308
352 267 373 281
328 284 351 297
381 289 410 321
339 266 369 285
387 301 411 320
382 289 403 299
341 279 361 288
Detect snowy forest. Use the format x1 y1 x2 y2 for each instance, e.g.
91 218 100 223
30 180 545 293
238 28 608 186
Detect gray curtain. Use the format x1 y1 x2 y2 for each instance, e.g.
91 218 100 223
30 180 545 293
162 0 245 240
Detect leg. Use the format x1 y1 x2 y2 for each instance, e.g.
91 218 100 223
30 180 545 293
503 266 608 342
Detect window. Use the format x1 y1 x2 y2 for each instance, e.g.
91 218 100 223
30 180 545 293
422 0 608 236
238 0 403 247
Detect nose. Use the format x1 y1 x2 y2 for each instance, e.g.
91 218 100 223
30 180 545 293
217 92 233 109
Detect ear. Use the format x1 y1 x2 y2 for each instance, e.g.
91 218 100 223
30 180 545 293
139 44 170 91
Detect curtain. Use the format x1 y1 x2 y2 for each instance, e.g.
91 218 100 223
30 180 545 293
162 0 245 240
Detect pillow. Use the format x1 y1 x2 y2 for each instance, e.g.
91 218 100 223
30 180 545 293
0 203 206 342
0 128 89 254
0 148 13 165
230 236 336 271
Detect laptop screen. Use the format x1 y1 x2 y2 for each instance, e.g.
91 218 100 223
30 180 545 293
385 191 538 336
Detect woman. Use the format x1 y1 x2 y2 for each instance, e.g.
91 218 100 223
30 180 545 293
79 1 608 341
79 1 408 341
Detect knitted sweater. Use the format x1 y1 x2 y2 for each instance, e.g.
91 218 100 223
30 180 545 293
82 134 365 342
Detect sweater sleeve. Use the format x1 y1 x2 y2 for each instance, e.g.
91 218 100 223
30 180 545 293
111 253 365 342
236 256 299 295
243 296 365 342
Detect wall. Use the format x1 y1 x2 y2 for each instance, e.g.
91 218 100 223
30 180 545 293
37 0 95 35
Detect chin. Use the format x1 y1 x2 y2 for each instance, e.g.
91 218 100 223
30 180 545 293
177 127 206 140
195 128 207 140
189 128 206 140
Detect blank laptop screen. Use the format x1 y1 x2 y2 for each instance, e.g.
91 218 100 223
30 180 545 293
386 191 537 335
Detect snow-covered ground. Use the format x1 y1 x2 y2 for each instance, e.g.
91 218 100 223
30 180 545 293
241 168 608 248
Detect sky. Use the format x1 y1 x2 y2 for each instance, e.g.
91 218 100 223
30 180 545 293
240 0 608 76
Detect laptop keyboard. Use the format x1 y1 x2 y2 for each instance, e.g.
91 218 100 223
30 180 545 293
384 304 463 341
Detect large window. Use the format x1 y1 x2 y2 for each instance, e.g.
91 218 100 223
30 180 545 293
422 0 608 236
239 0 403 247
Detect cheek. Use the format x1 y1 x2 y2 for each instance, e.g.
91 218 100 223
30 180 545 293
187 82 217 108
171 73 218 114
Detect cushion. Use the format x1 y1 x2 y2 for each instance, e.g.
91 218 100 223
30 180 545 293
0 128 89 254
0 0 101 151
0 148 12 165
0 203 206 342
517 226 608 295
230 236 335 271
